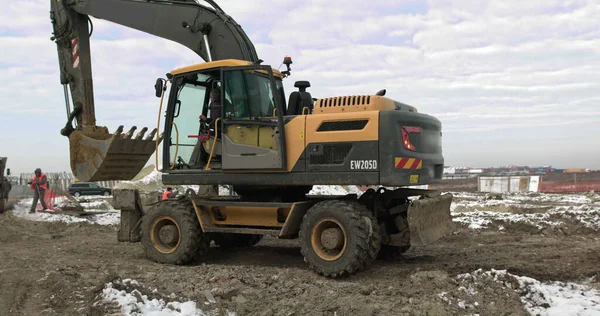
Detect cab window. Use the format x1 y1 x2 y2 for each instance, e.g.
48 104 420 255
169 73 210 164
223 70 275 119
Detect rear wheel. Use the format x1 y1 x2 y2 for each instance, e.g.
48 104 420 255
73 192 80 197
141 200 209 265
212 233 263 248
103 191 110 196
299 199 380 278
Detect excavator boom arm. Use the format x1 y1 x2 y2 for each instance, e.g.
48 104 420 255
70 0 260 63
50 0 259 181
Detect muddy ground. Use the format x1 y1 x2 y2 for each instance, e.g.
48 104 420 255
1 194 599 315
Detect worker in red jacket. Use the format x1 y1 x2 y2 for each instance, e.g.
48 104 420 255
162 187 176 200
29 168 48 213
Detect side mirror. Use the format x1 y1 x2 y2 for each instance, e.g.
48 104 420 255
154 78 164 98
6 168 9 176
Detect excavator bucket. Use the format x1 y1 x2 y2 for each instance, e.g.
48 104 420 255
68 127 163 182
406 193 454 246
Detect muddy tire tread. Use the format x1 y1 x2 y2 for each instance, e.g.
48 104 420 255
140 200 208 265
359 208 382 268
299 199 380 278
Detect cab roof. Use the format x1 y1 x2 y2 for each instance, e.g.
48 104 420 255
169 59 283 78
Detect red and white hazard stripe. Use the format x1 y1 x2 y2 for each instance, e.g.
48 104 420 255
72 38 80 68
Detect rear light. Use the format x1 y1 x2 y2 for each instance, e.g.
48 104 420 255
402 126 419 151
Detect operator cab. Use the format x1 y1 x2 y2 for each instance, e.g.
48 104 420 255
156 60 289 172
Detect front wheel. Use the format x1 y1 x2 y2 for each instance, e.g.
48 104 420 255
299 199 381 278
103 191 110 196
141 200 209 265
73 192 81 197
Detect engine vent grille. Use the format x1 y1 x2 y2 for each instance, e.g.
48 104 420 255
317 120 368 132
316 95 371 108
309 144 353 165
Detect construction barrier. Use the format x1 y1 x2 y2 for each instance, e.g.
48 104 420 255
476 173 600 193
538 173 600 193
539 181 600 193
34 189 60 211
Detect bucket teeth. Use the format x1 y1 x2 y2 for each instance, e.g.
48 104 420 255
113 126 160 141
69 123 164 182
125 126 137 139
135 127 148 140
145 128 158 141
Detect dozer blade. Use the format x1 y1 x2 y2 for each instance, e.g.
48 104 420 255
68 126 163 182
407 193 454 247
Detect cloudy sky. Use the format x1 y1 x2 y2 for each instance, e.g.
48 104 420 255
1 0 599 175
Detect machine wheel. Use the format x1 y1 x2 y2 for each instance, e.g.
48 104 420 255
141 200 209 265
377 244 410 260
212 233 263 248
299 199 381 278
73 192 81 197
103 191 110 196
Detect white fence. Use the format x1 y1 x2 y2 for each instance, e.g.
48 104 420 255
478 176 540 193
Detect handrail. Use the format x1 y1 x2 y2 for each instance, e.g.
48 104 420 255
155 81 167 171
205 118 221 170
170 122 179 169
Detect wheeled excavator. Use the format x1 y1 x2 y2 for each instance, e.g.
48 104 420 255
50 0 454 277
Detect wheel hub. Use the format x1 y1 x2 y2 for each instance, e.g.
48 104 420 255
321 228 344 250
150 216 181 254
159 225 179 245
311 218 347 261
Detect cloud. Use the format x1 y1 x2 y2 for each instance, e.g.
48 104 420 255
0 0 599 174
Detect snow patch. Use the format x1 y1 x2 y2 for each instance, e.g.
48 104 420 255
453 205 600 231
451 192 600 231
309 185 362 196
99 279 235 316
453 269 600 316
11 197 120 225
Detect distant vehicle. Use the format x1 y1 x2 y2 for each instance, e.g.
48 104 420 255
68 182 112 197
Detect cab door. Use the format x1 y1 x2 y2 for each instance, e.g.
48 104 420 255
219 66 287 171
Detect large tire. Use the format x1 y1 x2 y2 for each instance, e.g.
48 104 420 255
141 200 209 265
212 233 263 248
361 209 382 267
299 199 381 278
